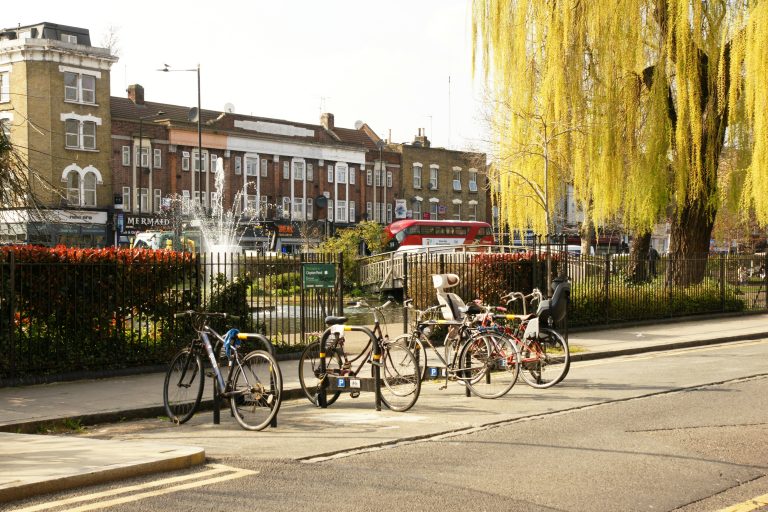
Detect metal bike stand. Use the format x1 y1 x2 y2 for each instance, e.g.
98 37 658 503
318 326 382 411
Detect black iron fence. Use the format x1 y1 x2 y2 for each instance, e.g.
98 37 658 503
0 251 342 384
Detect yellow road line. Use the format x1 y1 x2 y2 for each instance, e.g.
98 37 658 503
9 464 254 512
717 492 768 512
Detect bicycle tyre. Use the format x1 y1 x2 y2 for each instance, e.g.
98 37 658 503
298 340 343 406
378 341 421 412
230 350 283 431
460 332 520 399
520 327 570 388
163 347 204 424
393 333 427 381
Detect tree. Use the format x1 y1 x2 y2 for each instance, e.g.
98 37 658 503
473 0 768 285
319 221 384 289
0 129 47 211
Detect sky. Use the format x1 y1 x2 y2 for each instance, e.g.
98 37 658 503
6 1 491 152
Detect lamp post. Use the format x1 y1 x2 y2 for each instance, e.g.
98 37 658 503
137 110 165 214
159 64 202 208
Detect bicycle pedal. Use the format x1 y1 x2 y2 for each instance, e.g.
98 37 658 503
369 359 383 367
349 391 360 399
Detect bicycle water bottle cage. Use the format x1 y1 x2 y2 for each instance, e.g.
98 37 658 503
324 316 348 326
223 328 241 359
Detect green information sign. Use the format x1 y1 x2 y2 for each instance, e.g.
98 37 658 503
303 263 336 289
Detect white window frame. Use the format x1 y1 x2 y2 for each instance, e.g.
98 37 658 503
63 71 96 104
282 161 289 179
387 203 392 223
61 33 78 44
307 163 314 181
366 202 373 220
350 167 356 185
122 186 131 211
154 148 162 169
0 71 9 103
469 170 478 192
413 164 422 188
367 168 372 186
349 201 356 222
64 119 97 150
153 189 162 211
327 164 333 183
140 188 150 213
430 165 439 190
453 203 461 220
336 199 347 222
412 201 422 220
293 197 305 220
182 190 190 213
469 203 478 221
66 172 80 206
182 151 190 171
245 193 258 213
261 158 268 177
306 197 314 220
121 146 131 166
335 163 348 184
234 156 242 175
386 170 392 188
328 199 334 221
282 196 291 219
246 156 258 176
293 160 305 181
210 153 218 173
135 147 149 169
192 149 208 173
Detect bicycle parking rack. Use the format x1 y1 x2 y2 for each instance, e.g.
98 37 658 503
211 333 279 428
317 324 383 411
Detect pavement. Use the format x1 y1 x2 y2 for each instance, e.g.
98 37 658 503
1 312 768 505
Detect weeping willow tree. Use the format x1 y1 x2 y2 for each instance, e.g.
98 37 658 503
473 0 768 285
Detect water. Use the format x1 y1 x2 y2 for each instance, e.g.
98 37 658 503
194 158 248 253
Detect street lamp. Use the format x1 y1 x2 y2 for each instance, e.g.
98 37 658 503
158 64 202 208
137 110 165 213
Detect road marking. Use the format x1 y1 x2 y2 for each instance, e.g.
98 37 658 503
717 492 768 512
576 339 768 368
8 464 256 512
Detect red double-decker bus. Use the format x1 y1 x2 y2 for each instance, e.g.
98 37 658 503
383 220 495 252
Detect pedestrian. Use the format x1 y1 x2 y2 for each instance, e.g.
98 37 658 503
649 247 659 277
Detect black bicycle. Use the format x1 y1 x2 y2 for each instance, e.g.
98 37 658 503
163 311 283 431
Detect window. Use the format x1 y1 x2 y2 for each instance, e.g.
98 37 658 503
336 163 347 184
293 198 304 220
282 197 290 219
367 202 373 220
135 147 149 169
350 167 356 185
182 190 190 213
306 197 313 220
367 169 372 186
469 203 478 221
210 153 218 173
121 146 131 166
469 170 478 192
453 203 461 220
61 34 78 44
182 151 190 171
65 119 96 150
0 117 9 139
245 194 258 212
0 71 9 103
336 200 347 222
349 201 356 222
122 186 131 211
327 164 333 183
201 191 208 209
246 157 257 176
63 71 96 104
453 168 462 191
154 189 162 211
413 164 422 188
387 203 392 223
293 161 305 180
261 158 268 177
431 202 439 219
375 169 382 187
192 149 208 172
307 163 314 181
154 148 162 169
139 188 149 213
282 161 289 179
234 156 242 175
412 201 422 220
430 165 439 190
67 172 80 205
387 170 392 188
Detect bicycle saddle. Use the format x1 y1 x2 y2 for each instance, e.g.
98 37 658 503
460 303 484 316
324 316 348 325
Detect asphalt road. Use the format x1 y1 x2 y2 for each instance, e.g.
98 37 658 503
6 340 768 512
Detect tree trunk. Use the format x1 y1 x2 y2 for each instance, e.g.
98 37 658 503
668 200 715 285
580 220 595 257
628 231 651 282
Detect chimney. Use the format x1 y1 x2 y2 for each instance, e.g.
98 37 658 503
320 112 335 130
127 84 144 105
413 128 430 148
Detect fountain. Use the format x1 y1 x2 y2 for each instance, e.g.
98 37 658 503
195 157 245 254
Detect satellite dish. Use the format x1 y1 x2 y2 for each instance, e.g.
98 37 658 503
224 102 235 114
315 195 328 208
354 120 364 130
188 107 199 123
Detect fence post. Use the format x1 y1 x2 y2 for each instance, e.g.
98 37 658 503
8 251 15 381
402 253 409 333
337 251 344 316
720 254 725 311
604 253 611 324
300 252 305 342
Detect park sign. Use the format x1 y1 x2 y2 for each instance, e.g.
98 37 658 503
303 263 336 289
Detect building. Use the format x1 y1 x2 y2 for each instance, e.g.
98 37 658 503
392 130 488 223
0 22 118 246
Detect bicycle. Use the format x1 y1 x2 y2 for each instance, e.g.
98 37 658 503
396 298 521 399
479 280 571 388
298 298 421 412
163 310 283 431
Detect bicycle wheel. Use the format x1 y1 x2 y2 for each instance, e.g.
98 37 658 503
460 332 520 399
520 327 570 388
378 341 421 412
163 347 204 424
230 350 283 431
298 340 343 406
393 333 427 381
